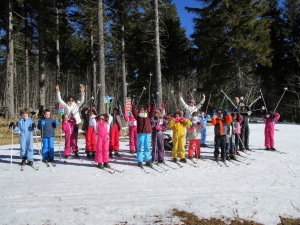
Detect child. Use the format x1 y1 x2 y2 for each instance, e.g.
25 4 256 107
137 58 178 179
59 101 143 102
132 102 156 167
123 109 138 154
225 113 239 159
187 112 203 159
93 113 113 168
198 111 211 147
38 109 59 163
233 113 243 154
85 109 97 158
10 109 36 166
164 133 173 151
109 108 122 157
151 109 168 163
211 110 232 162
261 111 280 150
61 114 76 158
168 111 191 163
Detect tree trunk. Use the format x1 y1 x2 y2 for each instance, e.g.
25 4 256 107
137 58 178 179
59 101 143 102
154 0 162 107
97 0 105 113
24 2 29 109
39 9 45 108
5 0 14 118
90 22 97 101
56 5 60 85
121 24 127 108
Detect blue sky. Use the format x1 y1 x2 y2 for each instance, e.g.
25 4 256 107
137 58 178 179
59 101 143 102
172 0 202 38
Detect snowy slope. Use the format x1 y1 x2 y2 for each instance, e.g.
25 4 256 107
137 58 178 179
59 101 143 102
0 123 299 225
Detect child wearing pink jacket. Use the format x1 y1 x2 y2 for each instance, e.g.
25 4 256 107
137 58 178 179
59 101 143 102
93 113 113 169
123 109 137 153
261 111 280 150
61 114 77 158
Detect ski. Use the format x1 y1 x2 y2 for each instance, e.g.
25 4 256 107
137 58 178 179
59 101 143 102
44 161 50 167
154 162 169 171
101 167 115 174
140 165 150 174
222 160 229 167
234 158 251 165
259 148 287 154
239 150 251 155
215 160 222 167
29 164 39 170
188 158 198 164
20 165 25 171
50 162 56 167
160 162 176 170
227 159 240 166
146 164 163 173
109 167 124 173
172 161 183 168
186 160 199 168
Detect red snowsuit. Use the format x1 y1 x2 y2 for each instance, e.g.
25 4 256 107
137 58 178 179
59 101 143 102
94 115 112 163
109 114 121 151
85 115 96 153
123 110 137 151
261 113 280 148
61 117 76 156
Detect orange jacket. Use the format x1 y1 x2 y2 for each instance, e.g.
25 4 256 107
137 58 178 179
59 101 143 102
211 114 232 136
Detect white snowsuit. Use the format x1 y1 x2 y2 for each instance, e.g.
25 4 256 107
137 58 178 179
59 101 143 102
179 97 205 119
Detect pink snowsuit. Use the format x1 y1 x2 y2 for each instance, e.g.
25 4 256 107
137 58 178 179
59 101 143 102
261 113 280 148
123 110 138 151
85 115 96 153
61 118 76 156
93 115 112 163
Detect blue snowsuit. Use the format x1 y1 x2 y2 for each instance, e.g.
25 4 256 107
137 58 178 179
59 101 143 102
38 118 58 161
13 117 36 162
198 114 211 145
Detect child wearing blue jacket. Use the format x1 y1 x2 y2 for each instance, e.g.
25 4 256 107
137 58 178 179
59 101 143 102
38 109 59 163
198 111 210 147
9 109 36 166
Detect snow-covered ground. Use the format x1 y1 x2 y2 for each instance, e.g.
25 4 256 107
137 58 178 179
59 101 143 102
0 123 299 225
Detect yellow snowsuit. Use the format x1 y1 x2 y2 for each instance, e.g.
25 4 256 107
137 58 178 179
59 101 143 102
169 118 191 159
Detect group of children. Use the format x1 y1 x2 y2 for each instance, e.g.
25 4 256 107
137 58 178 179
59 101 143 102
9 87 281 169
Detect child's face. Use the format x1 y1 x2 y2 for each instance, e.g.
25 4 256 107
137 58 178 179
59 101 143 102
44 112 51 118
63 115 69 120
22 113 29 118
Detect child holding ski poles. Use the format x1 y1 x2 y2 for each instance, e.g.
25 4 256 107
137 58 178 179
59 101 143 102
123 108 138 154
261 111 280 150
85 109 97 158
93 113 113 168
132 99 156 168
168 111 191 163
211 110 232 162
187 112 203 159
38 109 59 164
61 114 76 159
9 109 36 166
151 109 168 163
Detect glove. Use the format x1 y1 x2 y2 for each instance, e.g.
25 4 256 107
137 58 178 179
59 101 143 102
40 120 46 126
196 121 201 125
180 117 186 122
161 102 165 109
223 110 228 116
155 125 162 131
54 120 59 126
173 118 180 123
212 110 216 116
32 122 36 128
189 126 195 132
9 122 15 129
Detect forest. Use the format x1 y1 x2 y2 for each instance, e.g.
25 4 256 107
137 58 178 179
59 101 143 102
0 0 299 122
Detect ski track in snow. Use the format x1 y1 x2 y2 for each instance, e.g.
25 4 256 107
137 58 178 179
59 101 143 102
0 123 300 224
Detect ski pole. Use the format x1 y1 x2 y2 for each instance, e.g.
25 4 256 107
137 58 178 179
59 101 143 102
136 87 146 107
248 96 261 108
218 96 226 110
188 88 196 100
245 87 252 105
10 127 13 167
259 89 268 112
205 93 211 114
273 87 288 112
220 90 236 108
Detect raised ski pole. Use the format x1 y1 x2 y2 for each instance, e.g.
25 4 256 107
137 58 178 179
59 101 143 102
10 127 13 167
259 89 268 112
205 93 211 114
248 96 262 108
221 90 236 108
273 87 288 112
218 96 226 110
136 87 146 107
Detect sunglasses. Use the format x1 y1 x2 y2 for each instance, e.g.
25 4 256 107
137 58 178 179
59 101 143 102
99 117 105 120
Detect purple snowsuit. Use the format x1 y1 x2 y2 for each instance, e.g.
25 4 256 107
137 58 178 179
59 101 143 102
151 117 168 161
261 113 280 148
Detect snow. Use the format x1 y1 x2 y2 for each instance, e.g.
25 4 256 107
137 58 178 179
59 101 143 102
0 123 300 224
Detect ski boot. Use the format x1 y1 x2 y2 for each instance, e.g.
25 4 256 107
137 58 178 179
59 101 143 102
27 161 33 166
179 158 187 163
114 151 121 157
172 158 178 163
137 162 143 167
188 156 193 160
97 163 104 169
265 147 271 150
20 157 26 166
109 151 114 158
158 160 164 163
270 147 276 151
103 162 111 168
145 160 153 167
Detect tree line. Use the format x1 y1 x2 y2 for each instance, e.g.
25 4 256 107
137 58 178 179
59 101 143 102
1 0 299 122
